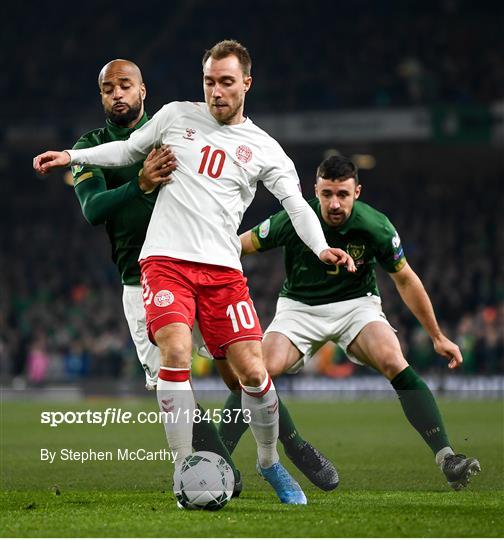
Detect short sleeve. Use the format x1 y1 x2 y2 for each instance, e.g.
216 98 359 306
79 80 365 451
251 209 293 252
375 218 407 273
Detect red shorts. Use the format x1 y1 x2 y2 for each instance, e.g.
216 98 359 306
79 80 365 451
140 257 262 358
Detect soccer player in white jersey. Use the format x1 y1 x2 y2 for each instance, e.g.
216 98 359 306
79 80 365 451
33 40 355 505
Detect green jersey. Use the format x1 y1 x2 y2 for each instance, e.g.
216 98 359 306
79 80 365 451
251 199 406 306
71 114 156 285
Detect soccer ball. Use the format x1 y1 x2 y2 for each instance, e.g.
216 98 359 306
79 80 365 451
174 451 234 510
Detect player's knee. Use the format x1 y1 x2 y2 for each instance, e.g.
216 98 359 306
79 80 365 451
376 351 408 380
226 341 266 387
236 364 267 388
154 324 192 368
158 341 191 368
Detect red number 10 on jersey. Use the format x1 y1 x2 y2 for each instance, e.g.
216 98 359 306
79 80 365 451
198 145 226 179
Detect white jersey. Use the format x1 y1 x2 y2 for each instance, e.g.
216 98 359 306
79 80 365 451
68 101 329 271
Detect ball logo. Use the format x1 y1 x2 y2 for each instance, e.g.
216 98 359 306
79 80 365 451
154 290 174 307
236 145 252 163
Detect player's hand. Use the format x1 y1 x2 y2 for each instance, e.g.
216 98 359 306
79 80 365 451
433 335 463 369
33 151 71 175
138 145 177 193
319 248 356 272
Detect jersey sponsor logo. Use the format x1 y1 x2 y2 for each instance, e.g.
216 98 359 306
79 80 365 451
392 231 401 249
154 290 174 307
183 128 196 140
71 164 84 176
236 144 252 164
258 219 271 238
347 243 365 260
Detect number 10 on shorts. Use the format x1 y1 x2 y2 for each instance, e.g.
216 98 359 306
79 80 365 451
226 301 255 333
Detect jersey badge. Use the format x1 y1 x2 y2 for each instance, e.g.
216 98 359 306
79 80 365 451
236 145 252 164
71 164 84 176
392 231 401 249
258 219 271 238
154 290 174 307
183 128 196 140
347 243 365 260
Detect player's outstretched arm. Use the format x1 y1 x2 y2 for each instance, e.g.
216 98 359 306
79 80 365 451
74 145 178 225
389 262 463 369
33 151 71 175
35 107 170 175
282 193 356 272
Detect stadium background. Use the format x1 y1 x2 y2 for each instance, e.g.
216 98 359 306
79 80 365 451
1 2 503 537
1 0 502 390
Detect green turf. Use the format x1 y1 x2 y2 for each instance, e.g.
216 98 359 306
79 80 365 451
1 397 503 537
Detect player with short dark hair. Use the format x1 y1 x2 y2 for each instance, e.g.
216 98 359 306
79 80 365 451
33 41 355 505
220 154 481 491
66 58 242 495
316 154 358 183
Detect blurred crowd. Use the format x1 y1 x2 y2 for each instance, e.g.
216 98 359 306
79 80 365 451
5 0 503 125
1 148 502 386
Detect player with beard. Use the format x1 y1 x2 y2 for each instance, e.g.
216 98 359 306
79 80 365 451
66 59 243 495
219 154 481 491
34 41 355 505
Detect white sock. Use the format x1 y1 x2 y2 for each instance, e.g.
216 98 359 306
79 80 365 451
436 446 454 468
241 375 279 469
157 367 195 468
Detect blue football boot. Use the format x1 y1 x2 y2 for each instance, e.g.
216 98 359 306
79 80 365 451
257 461 307 504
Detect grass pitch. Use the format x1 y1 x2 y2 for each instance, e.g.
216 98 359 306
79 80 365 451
1 396 503 537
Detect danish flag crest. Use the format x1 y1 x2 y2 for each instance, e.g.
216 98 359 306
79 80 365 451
154 290 174 307
236 145 252 163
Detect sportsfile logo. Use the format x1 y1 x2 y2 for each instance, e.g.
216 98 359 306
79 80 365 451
40 408 251 427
